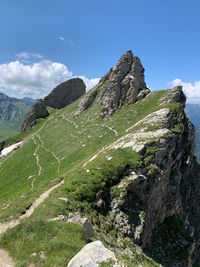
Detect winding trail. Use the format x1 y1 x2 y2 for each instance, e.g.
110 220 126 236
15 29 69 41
104 124 118 136
37 133 61 174
33 139 42 177
0 111 62 266
61 115 79 128
0 179 64 235
0 180 64 266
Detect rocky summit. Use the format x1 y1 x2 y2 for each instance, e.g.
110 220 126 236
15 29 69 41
21 78 86 132
0 51 200 267
74 50 150 118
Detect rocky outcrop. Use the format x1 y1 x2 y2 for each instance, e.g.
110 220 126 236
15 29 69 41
74 51 150 118
161 85 186 106
21 78 86 132
43 78 85 109
21 99 49 132
0 141 5 152
67 241 119 267
100 50 149 118
82 86 200 266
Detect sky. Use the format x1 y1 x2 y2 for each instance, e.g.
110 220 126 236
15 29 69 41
0 0 200 103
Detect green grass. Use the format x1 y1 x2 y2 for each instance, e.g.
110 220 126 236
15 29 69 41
0 219 86 267
0 88 182 266
65 148 142 212
0 89 172 221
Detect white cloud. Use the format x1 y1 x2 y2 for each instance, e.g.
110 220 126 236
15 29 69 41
59 36 65 41
168 79 200 104
16 52 43 59
0 59 100 98
78 76 100 90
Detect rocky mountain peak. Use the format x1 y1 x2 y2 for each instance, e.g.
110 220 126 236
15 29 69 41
74 50 150 118
21 78 86 132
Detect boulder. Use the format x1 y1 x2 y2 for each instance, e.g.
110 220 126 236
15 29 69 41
44 78 86 109
67 241 119 267
67 213 94 239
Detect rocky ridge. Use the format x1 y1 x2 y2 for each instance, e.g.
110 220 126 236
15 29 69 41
21 78 86 132
1 51 200 267
74 50 150 118
71 86 200 266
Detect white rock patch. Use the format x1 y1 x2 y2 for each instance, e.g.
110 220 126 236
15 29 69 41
67 240 119 267
0 142 23 158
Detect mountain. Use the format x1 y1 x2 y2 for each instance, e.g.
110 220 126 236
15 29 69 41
0 51 200 267
22 97 37 106
185 103 200 126
0 93 36 142
185 103 200 162
21 78 86 132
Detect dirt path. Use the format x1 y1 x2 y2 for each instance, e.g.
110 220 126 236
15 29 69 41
0 180 64 266
61 115 79 128
33 139 42 177
0 249 15 267
37 133 61 174
0 179 64 235
0 112 63 266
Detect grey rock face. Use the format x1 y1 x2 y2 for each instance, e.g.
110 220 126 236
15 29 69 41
74 88 98 117
100 50 148 118
0 140 5 152
74 51 149 118
88 87 200 265
21 99 49 132
161 86 186 106
44 78 86 109
67 241 119 267
21 78 86 132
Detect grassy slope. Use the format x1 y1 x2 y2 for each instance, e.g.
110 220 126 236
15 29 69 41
0 89 175 266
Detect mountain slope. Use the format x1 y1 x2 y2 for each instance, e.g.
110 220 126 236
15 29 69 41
0 93 36 141
0 52 200 267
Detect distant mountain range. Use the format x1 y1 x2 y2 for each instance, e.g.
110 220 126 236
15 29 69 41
0 93 36 141
185 103 200 162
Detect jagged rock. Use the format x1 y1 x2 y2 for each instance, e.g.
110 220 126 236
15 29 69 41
0 140 5 152
67 241 119 267
21 99 49 132
87 86 200 265
21 78 86 132
74 50 150 118
161 86 186 106
74 87 98 117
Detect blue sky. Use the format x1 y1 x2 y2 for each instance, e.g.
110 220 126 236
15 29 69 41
0 0 200 102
